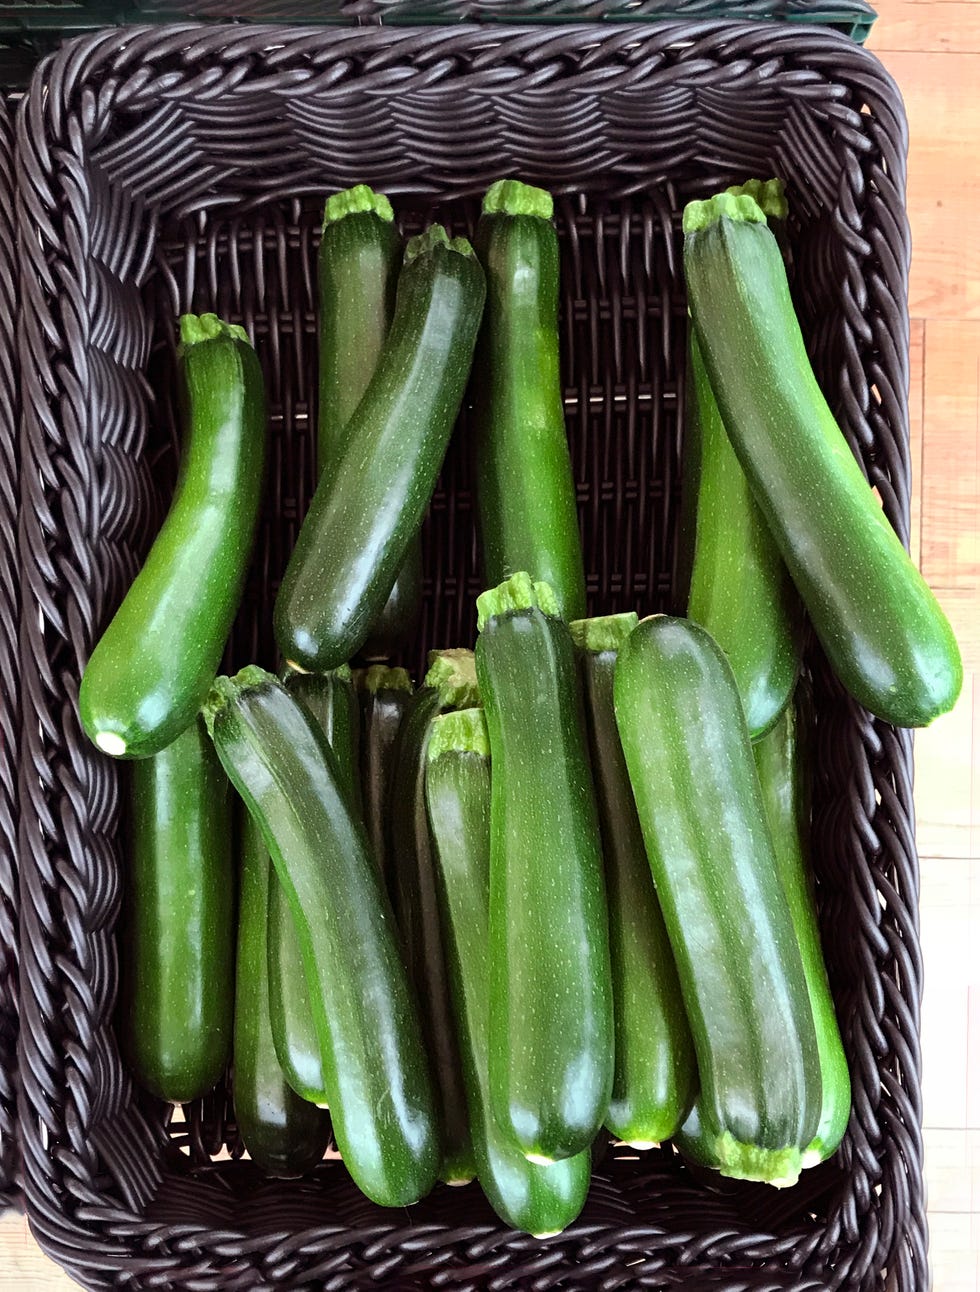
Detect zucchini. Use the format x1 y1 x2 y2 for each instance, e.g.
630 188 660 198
614 615 820 1187
683 192 961 728
683 330 801 739
266 665 362 1105
476 573 613 1162
80 314 266 758
570 614 697 1146
426 708 590 1235
275 225 486 672
121 715 234 1103
317 185 420 653
389 649 480 1185
753 697 850 1163
473 180 586 622
357 665 413 889
204 667 438 1207
234 810 331 1176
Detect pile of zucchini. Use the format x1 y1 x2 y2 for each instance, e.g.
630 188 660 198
79 176 960 1235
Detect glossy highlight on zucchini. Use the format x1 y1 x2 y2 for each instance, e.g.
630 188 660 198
473 179 586 621
683 192 961 728
570 613 697 1146
476 573 613 1162
276 224 486 672
426 707 590 1235
204 666 438 1207
614 616 820 1187
79 313 266 758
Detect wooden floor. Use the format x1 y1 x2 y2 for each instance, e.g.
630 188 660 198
2 4 978 1288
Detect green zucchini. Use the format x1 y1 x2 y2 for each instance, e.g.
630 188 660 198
683 330 801 739
473 180 586 622
389 649 480 1185
570 614 697 1146
121 715 234 1103
204 667 438 1207
476 573 613 1162
234 810 331 1176
265 665 362 1105
80 314 265 758
356 665 413 889
317 185 420 653
614 615 820 1187
683 192 961 728
276 225 486 672
426 708 591 1235
753 698 850 1163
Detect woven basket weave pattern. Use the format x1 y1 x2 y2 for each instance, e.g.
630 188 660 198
15 22 921 1290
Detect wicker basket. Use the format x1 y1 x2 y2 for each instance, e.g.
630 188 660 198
15 21 923 1290
0 93 21 1214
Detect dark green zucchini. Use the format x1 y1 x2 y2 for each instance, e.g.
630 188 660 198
389 649 480 1185
570 614 697 1146
121 715 235 1103
234 809 331 1176
80 314 266 758
204 667 438 1207
317 185 420 654
683 192 961 728
265 665 362 1105
426 707 591 1234
614 615 820 1187
276 225 486 672
356 665 413 889
473 179 586 622
476 573 613 1162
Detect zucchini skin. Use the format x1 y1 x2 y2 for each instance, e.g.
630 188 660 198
80 316 265 758
205 668 438 1207
573 624 697 1146
684 196 961 728
476 577 613 1162
684 331 800 739
474 184 586 622
122 716 235 1103
614 616 820 1187
357 666 413 890
276 229 486 672
235 811 331 1177
390 687 474 1185
317 192 420 653
266 667 362 1105
426 711 590 1235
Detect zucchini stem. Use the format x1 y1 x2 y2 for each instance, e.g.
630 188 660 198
482 178 554 222
476 572 561 631
427 707 489 762
723 178 787 222
322 183 394 228
568 612 639 655
424 649 480 710
178 312 250 349
682 192 767 235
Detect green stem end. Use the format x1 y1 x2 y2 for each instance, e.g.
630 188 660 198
482 178 554 222
682 192 768 236
179 312 251 349
476 572 561 632
569 612 639 655
322 183 394 229
427 707 490 762
424 648 480 710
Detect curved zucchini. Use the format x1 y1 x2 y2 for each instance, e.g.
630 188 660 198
204 667 438 1208
683 192 961 728
389 649 480 1185
356 665 413 889
121 715 234 1103
570 614 697 1146
276 225 486 672
473 180 586 622
614 616 820 1187
317 185 420 653
683 330 801 739
266 665 362 1105
426 708 590 1235
80 314 265 758
476 573 613 1162
234 810 331 1176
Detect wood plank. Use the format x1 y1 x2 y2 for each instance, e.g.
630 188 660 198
873 52 980 320
910 316 925 568
870 3 980 54
915 673 976 858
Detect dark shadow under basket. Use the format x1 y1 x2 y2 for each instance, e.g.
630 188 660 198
15 20 923 1291
0 92 22 1214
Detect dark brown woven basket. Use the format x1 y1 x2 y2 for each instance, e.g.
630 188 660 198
0 92 21 1214
15 21 924 1290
